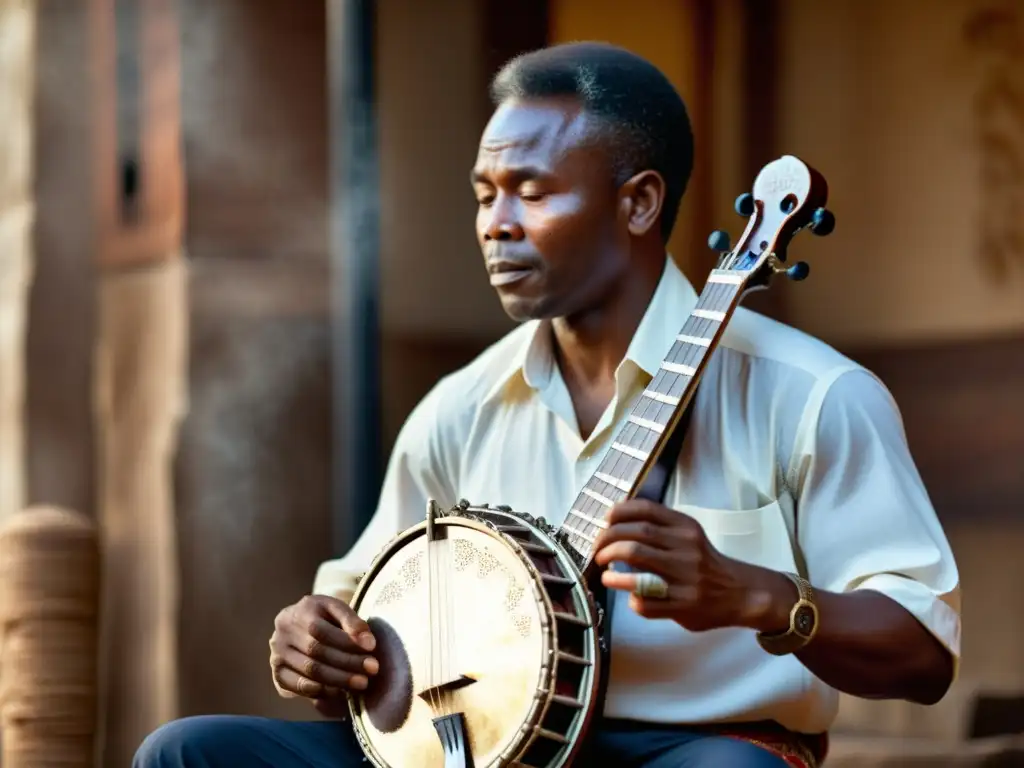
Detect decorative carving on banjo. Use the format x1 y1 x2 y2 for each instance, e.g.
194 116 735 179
347 156 834 767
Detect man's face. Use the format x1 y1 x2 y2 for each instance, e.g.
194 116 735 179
471 98 631 322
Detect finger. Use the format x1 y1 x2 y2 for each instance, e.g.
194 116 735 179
280 603 355 655
295 616 379 675
604 499 696 528
628 593 688 620
316 597 376 651
601 572 699 620
600 569 695 598
593 539 674 570
273 666 327 699
272 647 369 693
593 521 674 552
303 637 379 677
601 569 653 593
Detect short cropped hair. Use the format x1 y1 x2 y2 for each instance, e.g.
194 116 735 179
490 42 694 242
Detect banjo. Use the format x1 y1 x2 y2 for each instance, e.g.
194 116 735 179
346 155 834 767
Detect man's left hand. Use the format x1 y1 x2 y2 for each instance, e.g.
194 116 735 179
593 499 781 633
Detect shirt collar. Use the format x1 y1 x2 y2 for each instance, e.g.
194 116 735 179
484 256 700 403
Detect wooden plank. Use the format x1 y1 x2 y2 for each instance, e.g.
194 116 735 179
89 0 187 763
93 0 184 270
0 0 37 525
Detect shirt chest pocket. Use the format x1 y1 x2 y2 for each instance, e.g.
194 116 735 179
675 500 800 576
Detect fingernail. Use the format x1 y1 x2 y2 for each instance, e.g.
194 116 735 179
350 675 368 690
357 632 376 651
363 657 379 675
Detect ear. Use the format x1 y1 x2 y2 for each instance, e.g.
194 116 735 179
620 170 666 238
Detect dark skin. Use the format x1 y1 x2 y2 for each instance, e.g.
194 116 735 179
471 97 668 437
269 96 954 716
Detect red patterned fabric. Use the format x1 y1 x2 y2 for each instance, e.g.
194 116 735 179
717 727 828 768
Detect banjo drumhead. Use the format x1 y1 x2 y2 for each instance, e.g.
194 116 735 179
353 521 550 767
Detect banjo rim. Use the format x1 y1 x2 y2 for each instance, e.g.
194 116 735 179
346 508 602 767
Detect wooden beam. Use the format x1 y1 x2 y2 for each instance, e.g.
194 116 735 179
735 0 787 321
0 0 36 526
327 0 383 555
89 0 187 763
93 0 185 270
480 0 549 124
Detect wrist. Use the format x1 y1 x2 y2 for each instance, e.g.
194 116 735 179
732 563 799 634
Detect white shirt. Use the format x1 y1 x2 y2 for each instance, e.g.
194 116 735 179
313 256 961 735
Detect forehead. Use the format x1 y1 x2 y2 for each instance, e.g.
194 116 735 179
473 98 600 177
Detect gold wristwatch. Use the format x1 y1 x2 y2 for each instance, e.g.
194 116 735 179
756 572 819 656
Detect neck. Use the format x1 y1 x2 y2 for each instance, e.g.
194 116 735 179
555 268 747 572
550 255 668 388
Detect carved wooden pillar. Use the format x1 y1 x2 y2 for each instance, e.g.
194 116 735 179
0 0 36 527
89 0 187 763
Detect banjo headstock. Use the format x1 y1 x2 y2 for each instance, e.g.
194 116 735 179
706 155 834 294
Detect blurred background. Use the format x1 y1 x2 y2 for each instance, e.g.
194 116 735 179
0 0 1022 766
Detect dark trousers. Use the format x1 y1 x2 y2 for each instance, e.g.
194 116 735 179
133 715 792 767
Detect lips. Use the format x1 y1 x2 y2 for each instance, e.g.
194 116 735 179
486 258 539 288
489 269 533 287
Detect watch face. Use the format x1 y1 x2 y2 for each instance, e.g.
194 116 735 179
795 605 816 635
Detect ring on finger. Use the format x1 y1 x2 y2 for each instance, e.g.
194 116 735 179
295 674 323 697
633 571 670 600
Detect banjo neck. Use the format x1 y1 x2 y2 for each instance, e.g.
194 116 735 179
556 155 834 574
556 271 745 572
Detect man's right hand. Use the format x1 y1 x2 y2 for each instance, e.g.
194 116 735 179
269 594 379 701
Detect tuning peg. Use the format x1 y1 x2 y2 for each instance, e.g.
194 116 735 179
734 193 755 217
809 207 835 236
707 229 731 252
786 261 810 281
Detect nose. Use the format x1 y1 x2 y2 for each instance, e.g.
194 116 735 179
482 195 524 242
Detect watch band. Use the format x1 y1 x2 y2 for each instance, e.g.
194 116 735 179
756 572 819 656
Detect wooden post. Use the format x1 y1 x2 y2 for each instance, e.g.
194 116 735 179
89 0 188 763
327 0 383 555
0 0 36 527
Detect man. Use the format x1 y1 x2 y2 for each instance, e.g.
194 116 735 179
135 42 960 768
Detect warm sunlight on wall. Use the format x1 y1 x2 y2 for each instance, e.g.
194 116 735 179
549 0 706 280
778 0 1024 345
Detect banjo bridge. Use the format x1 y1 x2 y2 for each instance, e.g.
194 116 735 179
417 673 478 703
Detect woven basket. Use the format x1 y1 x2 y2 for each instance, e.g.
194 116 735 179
0 507 100 768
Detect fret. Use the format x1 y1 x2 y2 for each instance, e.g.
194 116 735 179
707 270 744 285
677 333 711 347
618 421 661 456
594 471 632 494
636 395 677 423
681 316 723 339
642 388 680 407
627 414 665 433
663 342 704 370
692 308 725 322
661 361 696 377
697 283 739 309
582 486 614 507
566 508 602 532
598 452 642 489
611 441 649 462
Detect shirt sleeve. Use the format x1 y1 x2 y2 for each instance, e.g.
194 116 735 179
312 378 463 602
789 367 962 666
